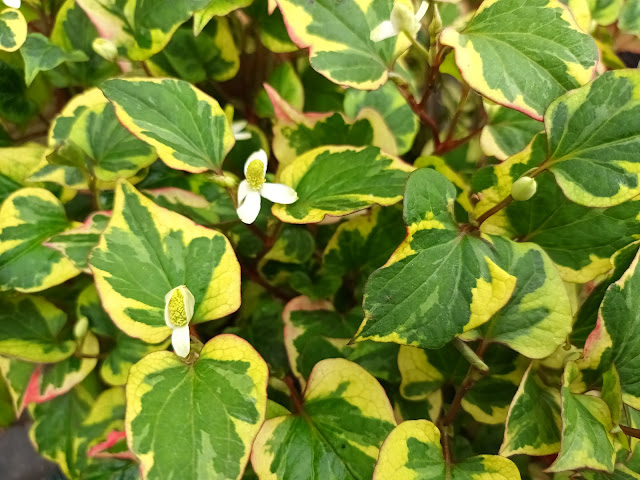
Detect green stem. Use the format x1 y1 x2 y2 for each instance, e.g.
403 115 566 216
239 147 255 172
403 31 431 63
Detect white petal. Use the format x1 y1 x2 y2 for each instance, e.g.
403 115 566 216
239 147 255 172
237 180 251 205
171 326 191 358
243 149 268 176
415 1 429 21
237 190 261 224
234 131 252 141
232 120 248 134
370 21 397 42
3 0 20 8
260 183 298 205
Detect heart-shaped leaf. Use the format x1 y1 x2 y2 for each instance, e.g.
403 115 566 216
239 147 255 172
441 0 598 120
90 180 241 343
126 334 268 480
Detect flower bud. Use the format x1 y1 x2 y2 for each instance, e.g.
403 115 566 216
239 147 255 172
511 176 537 201
92 38 118 62
73 317 88 339
209 171 238 188
428 4 442 39
165 285 195 358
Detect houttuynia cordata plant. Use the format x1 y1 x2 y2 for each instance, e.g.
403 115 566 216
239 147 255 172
0 0 639 478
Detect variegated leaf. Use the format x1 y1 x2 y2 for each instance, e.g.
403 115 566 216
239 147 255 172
0 143 46 205
101 78 235 173
0 295 75 362
89 180 241 343
373 419 521 479
0 8 26 52
252 358 396 480
474 134 640 284
619 0 640 34
480 103 543 160
0 188 81 292
355 168 516 349
272 146 413 224
126 335 268 480
548 362 616 473
581 247 640 410
500 364 562 457
275 0 411 89
545 70 640 207
440 0 598 120
44 212 111 273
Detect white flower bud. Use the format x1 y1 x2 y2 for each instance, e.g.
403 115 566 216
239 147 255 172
511 176 537 201
92 38 118 62
391 3 419 35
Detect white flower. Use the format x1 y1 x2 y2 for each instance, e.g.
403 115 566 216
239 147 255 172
232 120 252 141
370 1 428 42
3 0 20 7
164 285 195 358
237 150 298 224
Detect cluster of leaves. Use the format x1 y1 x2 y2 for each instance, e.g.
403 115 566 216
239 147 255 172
1 0 640 479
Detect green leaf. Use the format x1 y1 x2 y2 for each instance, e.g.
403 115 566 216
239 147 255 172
66 101 157 182
275 0 411 89
0 373 15 427
545 70 640 207
480 103 543 161
272 146 413 224
76 0 210 61
588 0 623 24
29 333 99 404
0 8 27 52
0 355 37 415
267 86 376 167
572 241 640 347
479 236 573 359
440 0 598 120
0 295 75 362
474 134 640 283
258 226 315 285
619 0 640 34
398 343 524 424
20 33 88 86
343 82 419 156
50 0 120 86
89 180 241 343
581 246 640 410
500 364 562 457
126 334 268 480
101 77 235 173
147 19 239 83
256 62 304 118
0 188 81 292
0 143 47 205
355 168 516 349
193 0 254 35
45 211 111 273
29 376 99 478
283 297 399 387
548 362 616 473
245 0 297 53
252 358 396 480
373 419 522 479
323 205 406 279
0 57 38 125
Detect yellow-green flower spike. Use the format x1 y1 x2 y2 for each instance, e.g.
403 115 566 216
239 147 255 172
167 288 188 327
246 159 266 190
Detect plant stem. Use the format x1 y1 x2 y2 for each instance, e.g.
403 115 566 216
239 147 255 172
444 84 470 143
453 337 489 373
283 376 304 414
475 194 513 226
241 264 293 302
621 425 640 439
392 79 441 147
441 340 489 427
403 31 431 63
